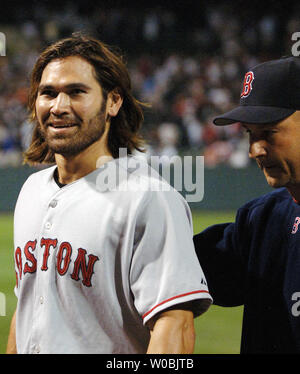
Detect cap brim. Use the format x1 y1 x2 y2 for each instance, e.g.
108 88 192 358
213 105 295 126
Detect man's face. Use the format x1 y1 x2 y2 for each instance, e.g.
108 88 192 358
35 56 108 157
243 111 300 189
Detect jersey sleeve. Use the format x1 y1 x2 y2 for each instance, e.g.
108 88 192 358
129 189 212 325
193 207 249 307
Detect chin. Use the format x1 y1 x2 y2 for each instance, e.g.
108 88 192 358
265 177 288 189
263 169 290 189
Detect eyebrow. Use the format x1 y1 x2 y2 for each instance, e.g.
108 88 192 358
38 83 91 93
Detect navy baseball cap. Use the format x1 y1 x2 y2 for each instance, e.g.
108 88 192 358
213 56 300 126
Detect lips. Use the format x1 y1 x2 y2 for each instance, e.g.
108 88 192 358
48 123 77 128
45 122 79 137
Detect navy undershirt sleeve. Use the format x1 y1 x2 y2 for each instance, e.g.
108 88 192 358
194 210 248 307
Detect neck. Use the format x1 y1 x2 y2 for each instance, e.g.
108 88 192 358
286 185 300 204
55 138 113 185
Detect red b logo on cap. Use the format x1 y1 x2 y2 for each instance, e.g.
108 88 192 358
241 71 254 98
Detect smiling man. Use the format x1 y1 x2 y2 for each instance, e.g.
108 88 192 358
6 34 212 354
37 58 109 157
194 56 300 353
33 55 117 184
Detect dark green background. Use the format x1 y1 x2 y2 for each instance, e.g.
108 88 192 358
0 163 271 212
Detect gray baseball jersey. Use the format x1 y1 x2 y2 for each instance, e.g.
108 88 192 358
13 156 212 354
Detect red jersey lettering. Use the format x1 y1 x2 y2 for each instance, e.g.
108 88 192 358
71 248 99 287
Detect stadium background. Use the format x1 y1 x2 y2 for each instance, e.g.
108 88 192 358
0 0 298 353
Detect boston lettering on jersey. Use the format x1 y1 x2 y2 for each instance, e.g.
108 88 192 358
15 238 99 288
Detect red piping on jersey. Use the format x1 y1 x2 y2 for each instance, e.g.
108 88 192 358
142 290 210 319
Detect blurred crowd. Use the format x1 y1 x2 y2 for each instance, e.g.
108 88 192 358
0 1 300 168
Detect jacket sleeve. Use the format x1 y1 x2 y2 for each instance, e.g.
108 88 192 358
193 208 249 307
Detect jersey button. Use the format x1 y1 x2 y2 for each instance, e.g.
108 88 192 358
49 200 58 208
39 296 44 304
45 222 52 230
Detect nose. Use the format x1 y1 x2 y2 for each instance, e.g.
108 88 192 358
249 139 268 159
50 92 71 116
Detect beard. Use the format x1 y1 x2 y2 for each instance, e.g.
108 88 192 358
39 103 107 157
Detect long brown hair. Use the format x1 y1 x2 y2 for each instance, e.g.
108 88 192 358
24 33 148 165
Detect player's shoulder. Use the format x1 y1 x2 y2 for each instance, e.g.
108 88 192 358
20 165 56 190
243 188 291 209
23 165 56 183
126 155 188 204
239 188 292 220
104 155 189 210
113 156 183 196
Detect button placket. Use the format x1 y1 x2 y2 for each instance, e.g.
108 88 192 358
29 190 64 355
30 195 57 352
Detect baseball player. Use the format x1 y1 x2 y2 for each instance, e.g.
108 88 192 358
194 56 300 353
6 34 212 354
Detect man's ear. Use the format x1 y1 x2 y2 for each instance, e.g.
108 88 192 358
107 88 123 117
